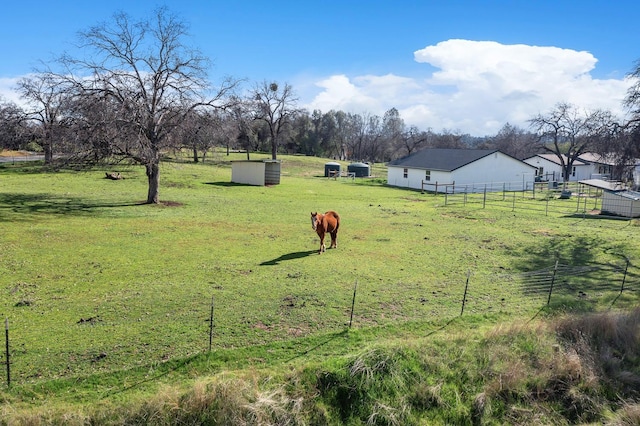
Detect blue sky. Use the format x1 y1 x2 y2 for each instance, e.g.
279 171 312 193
1 0 639 136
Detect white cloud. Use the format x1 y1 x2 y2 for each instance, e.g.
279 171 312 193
0 77 23 105
304 39 635 136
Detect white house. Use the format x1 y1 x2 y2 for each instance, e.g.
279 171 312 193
578 152 640 184
523 154 591 182
577 153 615 179
387 149 537 193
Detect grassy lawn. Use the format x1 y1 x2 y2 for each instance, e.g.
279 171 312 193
1 153 639 422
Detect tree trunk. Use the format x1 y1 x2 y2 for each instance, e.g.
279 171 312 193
43 128 53 165
271 138 277 160
192 147 199 163
43 142 53 165
146 162 160 204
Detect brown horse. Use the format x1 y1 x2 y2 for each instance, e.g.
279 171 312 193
311 211 340 254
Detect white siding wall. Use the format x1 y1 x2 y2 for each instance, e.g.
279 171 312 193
523 156 591 181
387 166 452 190
231 161 265 186
451 152 535 188
602 192 640 218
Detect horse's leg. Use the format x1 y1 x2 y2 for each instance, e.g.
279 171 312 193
318 231 326 253
330 230 337 249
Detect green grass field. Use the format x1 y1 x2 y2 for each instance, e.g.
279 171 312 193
1 153 639 424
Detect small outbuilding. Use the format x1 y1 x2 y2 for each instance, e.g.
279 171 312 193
324 161 341 177
580 179 640 217
348 162 370 177
231 159 281 186
602 190 640 217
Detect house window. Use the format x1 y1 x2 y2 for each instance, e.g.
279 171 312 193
403 168 408 178
572 166 576 177
538 167 544 177
425 170 431 181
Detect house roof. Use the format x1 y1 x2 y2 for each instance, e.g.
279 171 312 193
578 152 640 166
577 152 614 165
387 148 531 172
525 153 588 166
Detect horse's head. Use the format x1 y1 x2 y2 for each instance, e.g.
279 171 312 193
311 212 320 231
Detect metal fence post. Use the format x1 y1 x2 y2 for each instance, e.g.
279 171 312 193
483 185 487 209
349 281 358 329
547 260 559 305
4 318 9 388
460 270 470 316
546 197 549 216
208 295 214 352
620 258 629 294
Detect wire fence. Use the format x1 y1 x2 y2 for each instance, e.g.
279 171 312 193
3 255 638 388
1 177 638 387
434 181 626 217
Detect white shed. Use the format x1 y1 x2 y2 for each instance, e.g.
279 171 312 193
602 190 640 218
231 159 281 186
580 179 640 217
387 148 536 193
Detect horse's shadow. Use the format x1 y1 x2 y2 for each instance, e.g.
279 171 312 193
260 250 318 265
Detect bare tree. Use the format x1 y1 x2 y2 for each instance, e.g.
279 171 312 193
620 60 640 183
0 99 29 151
17 72 75 164
59 7 238 203
431 129 466 149
228 97 258 159
381 108 404 161
528 102 613 185
174 109 226 163
395 126 430 158
489 123 538 159
624 59 640 125
250 81 298 160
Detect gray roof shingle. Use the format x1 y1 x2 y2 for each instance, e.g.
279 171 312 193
387 148 500 171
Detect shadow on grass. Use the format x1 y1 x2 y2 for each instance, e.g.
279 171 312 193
510 232 638 314
204 181 256 187
260 250 318 265
286 330 349 362
563 212 632 221
0 192 144 220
